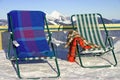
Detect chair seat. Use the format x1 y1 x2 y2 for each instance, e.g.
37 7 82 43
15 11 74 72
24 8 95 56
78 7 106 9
81 47 114 54
17 51 54 58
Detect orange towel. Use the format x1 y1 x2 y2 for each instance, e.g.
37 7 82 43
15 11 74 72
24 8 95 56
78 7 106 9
65 30 100 62
67 37 92 62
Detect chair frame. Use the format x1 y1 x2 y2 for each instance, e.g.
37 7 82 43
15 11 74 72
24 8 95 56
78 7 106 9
7 11 60 79
71 13 117 68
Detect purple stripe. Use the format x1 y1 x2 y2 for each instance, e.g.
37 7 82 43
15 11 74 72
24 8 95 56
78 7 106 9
21 11 31 27
26 41 39 52
14 29 45 39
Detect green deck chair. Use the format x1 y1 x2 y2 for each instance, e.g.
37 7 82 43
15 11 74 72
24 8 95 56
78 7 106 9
7 10 60 79
71 13 117 68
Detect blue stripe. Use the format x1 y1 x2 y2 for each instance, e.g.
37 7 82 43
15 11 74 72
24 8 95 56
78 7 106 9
17 37 46 41
17 11 22 27
14 26 44 31
30 11 45 27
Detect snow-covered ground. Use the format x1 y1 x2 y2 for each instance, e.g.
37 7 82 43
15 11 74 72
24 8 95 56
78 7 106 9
0 31 120 80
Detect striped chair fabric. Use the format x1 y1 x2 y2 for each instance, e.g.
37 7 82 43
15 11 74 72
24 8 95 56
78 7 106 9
74 14 109 53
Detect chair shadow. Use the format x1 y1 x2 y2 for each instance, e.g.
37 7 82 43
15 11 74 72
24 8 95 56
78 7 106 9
75 53 115 66
11 59 58 78
51 31 68 61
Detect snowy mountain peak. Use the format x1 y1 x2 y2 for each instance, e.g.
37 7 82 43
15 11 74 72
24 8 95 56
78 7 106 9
51 10 62 15
50 11 65 20
46 10 71 25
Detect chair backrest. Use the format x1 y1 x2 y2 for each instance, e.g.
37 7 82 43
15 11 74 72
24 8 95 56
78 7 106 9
7 10 52 58
71 13 106 49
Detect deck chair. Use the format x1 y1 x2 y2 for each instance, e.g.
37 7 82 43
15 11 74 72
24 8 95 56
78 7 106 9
71 13 117 68
7 10 60 79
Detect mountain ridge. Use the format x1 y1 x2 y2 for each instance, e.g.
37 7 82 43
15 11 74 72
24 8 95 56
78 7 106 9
0 11 120 26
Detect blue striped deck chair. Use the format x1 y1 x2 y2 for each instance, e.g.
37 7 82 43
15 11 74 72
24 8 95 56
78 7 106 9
71 13 117 68
7 10 60 79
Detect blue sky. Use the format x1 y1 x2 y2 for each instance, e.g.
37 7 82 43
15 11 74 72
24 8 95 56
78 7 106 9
0 0 120 19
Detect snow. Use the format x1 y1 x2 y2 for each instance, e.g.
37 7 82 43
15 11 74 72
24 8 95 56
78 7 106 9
46 11 71 25
0 49 120 80
48 21 58 25
50 11 65 20
0 31 120 80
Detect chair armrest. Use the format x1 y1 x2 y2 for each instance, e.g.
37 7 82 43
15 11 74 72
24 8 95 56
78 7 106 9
9 32 20 47
13 40 20 47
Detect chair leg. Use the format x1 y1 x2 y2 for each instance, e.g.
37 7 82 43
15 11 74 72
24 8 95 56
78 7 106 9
111 50 117 66
12 58 60 79
77 52 113 68
12 48 22 78
11 60 22 79
76 46 116 68
51 42 60 77
54 57 60 77
15 61 22 78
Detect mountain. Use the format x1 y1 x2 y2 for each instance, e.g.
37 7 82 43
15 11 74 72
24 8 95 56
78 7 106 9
50 10 65 20
0 19 7 26
112 19 120 23
0 11 120 26
46 11 71 25
46 11 120 25
98 18 113 24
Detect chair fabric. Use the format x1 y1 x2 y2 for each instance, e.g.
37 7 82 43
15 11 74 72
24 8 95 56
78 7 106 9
8 11 53 59
7 10 60 78
74 14 107 53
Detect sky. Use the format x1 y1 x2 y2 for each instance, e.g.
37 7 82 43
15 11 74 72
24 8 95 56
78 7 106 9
0 0 120 19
